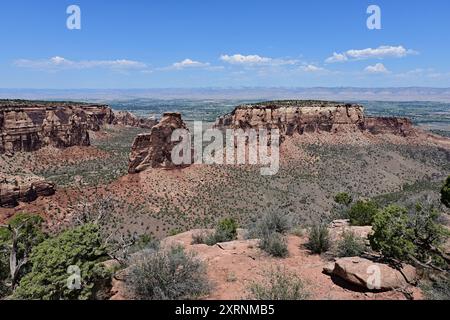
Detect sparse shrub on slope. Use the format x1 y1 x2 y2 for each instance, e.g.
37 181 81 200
195 218 238 246
441 176 450 208
306 223 331 254
213 218 238 243
336 231 366 258
334 192 353 207
260 232 289 258
422 275 450 300
13 224 111 300
248 266 309 300
127 246 210 300
348 200 379 226
249 212 290 258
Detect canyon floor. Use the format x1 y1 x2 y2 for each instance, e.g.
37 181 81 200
1 125 448 239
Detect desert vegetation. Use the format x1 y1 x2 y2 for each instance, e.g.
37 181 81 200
248 266 309 300
126 245 210 300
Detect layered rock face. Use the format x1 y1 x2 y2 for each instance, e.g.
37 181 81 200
0 100 158 154
128 112 189 174
364 117 415 137
113 111 158 129
214 100 416 137
215 101 365 135
0 100 113 154
0 173 55 208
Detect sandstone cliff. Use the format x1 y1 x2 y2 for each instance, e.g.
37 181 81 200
214 100 416 137
0 100 113 154
0 173 55 208
128 112 188 174
0 100 157 154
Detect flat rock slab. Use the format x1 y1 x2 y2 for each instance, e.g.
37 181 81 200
328 257 417 291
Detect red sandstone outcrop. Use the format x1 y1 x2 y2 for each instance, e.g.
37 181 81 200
128 112 189 174
0 173 55 207
214 100 417 137
112 111 158 129
0 100 113 154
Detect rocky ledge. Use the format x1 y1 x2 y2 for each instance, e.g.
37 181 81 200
214 100 416 137
128 112 189 174
0 173 55 208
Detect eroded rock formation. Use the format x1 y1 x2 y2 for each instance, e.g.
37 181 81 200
214 100 417 137
0 173 55 208
128 112 189 174
0 100 113 154
0 100 158 154
113 111 158 129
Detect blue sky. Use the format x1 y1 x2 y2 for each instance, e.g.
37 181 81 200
0 0 449 88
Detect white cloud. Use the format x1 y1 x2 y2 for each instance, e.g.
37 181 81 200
300 64 326 72
326 45 418 63
220 54 298 66
170 58 210 70
325 52 348 63
14 56 148 70
364 63 389 74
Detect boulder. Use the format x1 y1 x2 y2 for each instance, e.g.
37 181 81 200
327 257 417 291
0 173 56 207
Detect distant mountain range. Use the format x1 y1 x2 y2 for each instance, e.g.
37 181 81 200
1 87 450 102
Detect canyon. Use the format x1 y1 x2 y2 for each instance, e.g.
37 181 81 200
0 100 158 207
0 100 156 155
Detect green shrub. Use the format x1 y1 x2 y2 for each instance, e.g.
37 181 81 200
306 223 331 254
260 233 289 258
13 224 110 300
334 192 353 206
348 200 379 226
441 176 450 208
216 218 238 242
336 231 366 257
369 204 448 264
127 246 210 300
248 267 309 300
369 205 415 260
202 218 238 246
